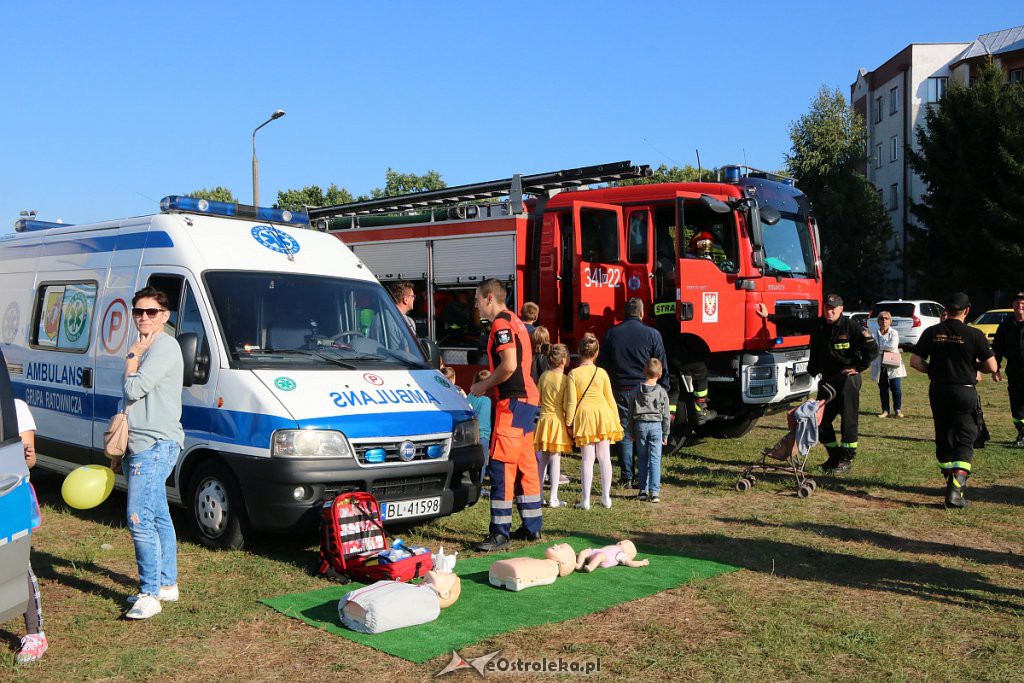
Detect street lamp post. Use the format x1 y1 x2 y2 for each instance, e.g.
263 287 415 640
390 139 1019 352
252 109 286 207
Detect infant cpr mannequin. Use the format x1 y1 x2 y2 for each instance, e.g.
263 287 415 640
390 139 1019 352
489 543 576 591
575 539 649 573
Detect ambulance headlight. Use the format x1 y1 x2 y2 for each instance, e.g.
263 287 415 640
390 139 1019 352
272 430 353 458
451 419 480 448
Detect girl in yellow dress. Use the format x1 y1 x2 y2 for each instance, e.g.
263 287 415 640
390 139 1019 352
564 333 623 509
534 344 573 508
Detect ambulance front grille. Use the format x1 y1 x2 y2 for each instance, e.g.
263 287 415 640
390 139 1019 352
370 475 447 499
352 438 450 466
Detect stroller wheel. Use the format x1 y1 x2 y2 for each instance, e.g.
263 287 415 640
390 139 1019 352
735 478 751 493
797 483 813 498
806 479 817 492
746 475 757 486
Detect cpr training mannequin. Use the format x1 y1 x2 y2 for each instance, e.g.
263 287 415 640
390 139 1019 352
575 540 649 573
489 543 576 592
339 550 461 634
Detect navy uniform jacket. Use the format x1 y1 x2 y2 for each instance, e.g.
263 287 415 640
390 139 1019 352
993 317 1024 376
597 317 670 390
775 314 878 379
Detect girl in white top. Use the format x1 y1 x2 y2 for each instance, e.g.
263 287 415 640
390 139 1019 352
869 311 907 418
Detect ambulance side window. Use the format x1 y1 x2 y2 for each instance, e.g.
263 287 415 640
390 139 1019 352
147 275 210 385
146 275 183 335
179 284 210 385
30 281 98 353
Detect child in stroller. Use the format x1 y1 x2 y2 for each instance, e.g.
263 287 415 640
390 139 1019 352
736 384 836 498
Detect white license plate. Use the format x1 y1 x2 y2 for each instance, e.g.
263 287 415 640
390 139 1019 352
381 496 441 520
794 361 808 374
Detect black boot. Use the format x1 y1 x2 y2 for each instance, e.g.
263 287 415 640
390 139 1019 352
830 448 855 475
945 469 969 509
1011 423 1024 448
695 398 717 425
820 447 842 472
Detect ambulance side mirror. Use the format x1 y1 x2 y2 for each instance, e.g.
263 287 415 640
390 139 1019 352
178 333 199 387
419 338 443 370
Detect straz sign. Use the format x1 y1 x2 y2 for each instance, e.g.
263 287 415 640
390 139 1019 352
702 292 719 323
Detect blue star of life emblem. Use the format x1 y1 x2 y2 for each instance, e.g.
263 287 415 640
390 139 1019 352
251 225 300 254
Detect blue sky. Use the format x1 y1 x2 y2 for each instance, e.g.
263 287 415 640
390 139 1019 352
0 1 1017 229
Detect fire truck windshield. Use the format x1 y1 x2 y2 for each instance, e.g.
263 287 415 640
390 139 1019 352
760 214 816 277
205 271 426 367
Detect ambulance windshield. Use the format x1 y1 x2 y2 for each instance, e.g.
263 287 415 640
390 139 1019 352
205 272 426 367
760 214 816 278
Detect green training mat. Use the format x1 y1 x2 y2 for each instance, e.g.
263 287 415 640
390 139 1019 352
260 534 738 663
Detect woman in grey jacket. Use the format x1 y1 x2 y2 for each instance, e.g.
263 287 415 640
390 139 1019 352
112 287 184 620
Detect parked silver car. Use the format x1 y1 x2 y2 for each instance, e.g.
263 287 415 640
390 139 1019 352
867 300 944 348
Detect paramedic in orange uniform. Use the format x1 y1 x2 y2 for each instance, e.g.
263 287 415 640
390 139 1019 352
470 279 542 551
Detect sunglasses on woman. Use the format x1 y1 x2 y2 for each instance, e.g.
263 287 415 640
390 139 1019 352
132 307 167 318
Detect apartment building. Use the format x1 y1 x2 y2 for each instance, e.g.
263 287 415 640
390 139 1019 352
850 25 1024 297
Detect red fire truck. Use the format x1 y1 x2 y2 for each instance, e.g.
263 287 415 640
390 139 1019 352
309 161 822 443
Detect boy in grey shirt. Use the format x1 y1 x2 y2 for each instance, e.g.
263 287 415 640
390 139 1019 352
630 358 671 502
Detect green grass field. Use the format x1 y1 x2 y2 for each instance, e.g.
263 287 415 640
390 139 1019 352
3 360 1023 681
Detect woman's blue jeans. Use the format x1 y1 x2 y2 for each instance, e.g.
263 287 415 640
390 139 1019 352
125 440 180 597
879 373 903 413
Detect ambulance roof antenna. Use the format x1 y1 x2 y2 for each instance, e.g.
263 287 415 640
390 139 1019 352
695 150 702 180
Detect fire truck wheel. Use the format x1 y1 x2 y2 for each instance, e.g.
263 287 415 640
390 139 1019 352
708 416 759 439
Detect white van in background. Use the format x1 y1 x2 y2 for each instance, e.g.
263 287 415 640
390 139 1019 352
0 197 484 549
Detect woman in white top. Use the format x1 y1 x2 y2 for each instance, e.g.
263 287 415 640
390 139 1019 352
869 311 907 418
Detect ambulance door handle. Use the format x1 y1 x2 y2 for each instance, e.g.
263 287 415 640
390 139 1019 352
82 368 93 388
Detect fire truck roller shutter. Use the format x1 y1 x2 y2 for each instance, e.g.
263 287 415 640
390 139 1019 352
350 241 428 281
432 236 516 284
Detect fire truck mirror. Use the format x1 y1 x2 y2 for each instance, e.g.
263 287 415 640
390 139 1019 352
760 206 781 226
700 194 731 214
578 303 590 320
751 250 765 271
679 302 694 322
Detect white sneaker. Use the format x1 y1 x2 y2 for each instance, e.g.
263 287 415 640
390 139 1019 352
127 585 179 603
600 497 612 509
125 594 163 619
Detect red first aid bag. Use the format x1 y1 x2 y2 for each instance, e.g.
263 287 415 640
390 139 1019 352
317 492 432 584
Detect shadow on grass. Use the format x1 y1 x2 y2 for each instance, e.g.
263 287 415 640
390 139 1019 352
637 530 1024 615
716 518 1024 569
31 549 136 600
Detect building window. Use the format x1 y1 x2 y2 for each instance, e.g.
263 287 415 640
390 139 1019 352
889 184 899 211
927 77 948 103
889 86 899 114
874 96 883 123
875 143 883 169
877 188 884 206
890 136 898 162
1010 68 1024 84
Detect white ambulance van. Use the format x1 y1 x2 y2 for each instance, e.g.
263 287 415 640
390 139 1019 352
0 196 484 549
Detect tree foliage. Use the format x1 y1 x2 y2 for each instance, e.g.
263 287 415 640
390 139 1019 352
368 168 446 199
615 163 715 185
786 86 892 306
188 187 237 203
275 184 354 212
907 62 1024 308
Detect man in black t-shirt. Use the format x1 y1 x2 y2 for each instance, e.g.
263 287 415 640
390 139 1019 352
910 292 999 508
992 290 1024 447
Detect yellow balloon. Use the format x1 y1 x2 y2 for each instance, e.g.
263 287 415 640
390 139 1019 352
61 465 116 510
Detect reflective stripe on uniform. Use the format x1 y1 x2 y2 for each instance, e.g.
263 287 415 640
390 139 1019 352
822 441 839 448
515 494 542 505
1013 417 1024 425
938 461 973 471
694 388 708 398
840 441 858 449
833 342 850 349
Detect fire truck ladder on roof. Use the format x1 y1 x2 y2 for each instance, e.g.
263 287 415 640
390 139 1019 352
306 160 652 227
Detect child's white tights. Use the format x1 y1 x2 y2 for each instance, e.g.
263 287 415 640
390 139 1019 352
580 440 612 508
537 451 563 504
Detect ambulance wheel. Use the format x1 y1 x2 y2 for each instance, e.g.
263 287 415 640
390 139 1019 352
187 459 250 550
798 483 813 498
736 478 751 493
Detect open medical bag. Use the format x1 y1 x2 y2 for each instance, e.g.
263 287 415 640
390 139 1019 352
317 491 432 584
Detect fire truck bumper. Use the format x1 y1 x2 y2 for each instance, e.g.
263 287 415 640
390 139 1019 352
738 348 815 405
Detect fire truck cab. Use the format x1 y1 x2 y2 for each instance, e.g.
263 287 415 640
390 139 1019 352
315 162 822 442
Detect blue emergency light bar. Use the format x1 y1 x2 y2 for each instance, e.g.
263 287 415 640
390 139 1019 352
159 195 309 227
14 219 75 233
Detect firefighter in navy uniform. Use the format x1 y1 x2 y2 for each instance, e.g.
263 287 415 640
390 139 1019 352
470 279 542 551
992 290 1024 448
910 292 999 508
757 293 877 474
